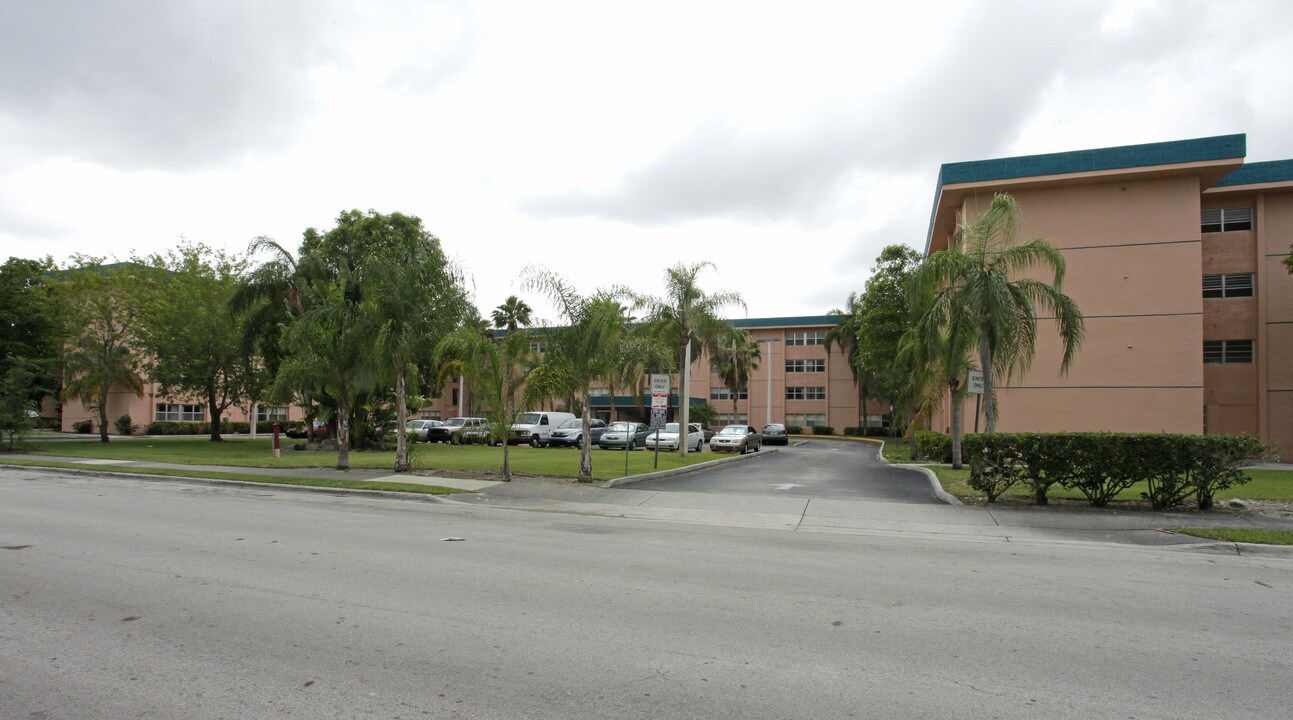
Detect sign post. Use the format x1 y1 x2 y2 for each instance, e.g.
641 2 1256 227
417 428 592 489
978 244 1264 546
967 371 984 433
649 374 669 468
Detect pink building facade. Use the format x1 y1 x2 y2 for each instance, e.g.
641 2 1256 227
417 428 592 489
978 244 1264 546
925 134 1292 459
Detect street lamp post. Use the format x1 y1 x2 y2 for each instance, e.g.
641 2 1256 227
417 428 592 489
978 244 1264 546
757 338 781 426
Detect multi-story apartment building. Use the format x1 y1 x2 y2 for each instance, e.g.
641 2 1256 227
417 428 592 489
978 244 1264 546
924 134 1292 458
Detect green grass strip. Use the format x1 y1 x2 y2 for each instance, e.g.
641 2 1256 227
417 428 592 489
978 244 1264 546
0 457 469 495
1168 527 1293 545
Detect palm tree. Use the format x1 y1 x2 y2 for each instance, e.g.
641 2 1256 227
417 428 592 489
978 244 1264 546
911 193 1085 432
625 262 745 456
523 268 670 480
435 314 537 481
710 327 760 423
492 295 533 333
901 284 977 468
824 292 873 434
367 233 467 473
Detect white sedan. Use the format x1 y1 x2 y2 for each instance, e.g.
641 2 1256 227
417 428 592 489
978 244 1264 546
643 422 705 452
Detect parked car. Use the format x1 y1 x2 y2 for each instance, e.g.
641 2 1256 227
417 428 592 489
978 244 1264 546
548 418 608 447
643 422 705 452
762 423 789 445
598 421 652 450
697 424 715 443
285 421 327 439
460 422 499 445
427 417 488 443
509 411 577 447
405 419 443 441
711 424 762 454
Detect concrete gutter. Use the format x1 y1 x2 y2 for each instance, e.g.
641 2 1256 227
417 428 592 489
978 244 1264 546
871 439 962 506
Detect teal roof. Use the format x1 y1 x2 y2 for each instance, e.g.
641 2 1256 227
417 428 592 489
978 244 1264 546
730 315 834 328
927 134 1248 253
1214 159 1293 187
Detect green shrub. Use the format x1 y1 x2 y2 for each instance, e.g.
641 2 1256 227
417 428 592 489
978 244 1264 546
843 426 864 436
72 419 93 433
962 434 1024 502
785 425 803 435
144 421 210 435
113 414 134 436
913 430 952 463
811 425 835 436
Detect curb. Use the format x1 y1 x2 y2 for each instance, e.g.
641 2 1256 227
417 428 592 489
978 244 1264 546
875 440 962 506
601 447 780 488
1 462 450 504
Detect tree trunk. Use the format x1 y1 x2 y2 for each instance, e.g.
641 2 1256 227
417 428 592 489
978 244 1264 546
979 337 996 433
393 367 410 472
908 401 918 460
97 380 110 443
579 396 593 481
208 382 223 442
501 429 511 481
678 337 691 457
336 395 351 471
950 381 963 469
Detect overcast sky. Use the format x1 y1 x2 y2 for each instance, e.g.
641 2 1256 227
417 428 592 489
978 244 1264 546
3 0 1291 322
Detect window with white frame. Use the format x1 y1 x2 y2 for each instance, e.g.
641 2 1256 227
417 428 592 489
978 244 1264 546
785 386 825 400
589 387 611 397
256 406 289 421
785 358 826 373
710 387 748 400
785 331 825 346
717 413 749 425
1204 339 1253 364
528 341 546 353
156 403 204 422
1202 273 1254 298
1201 207 1252 233
786 413 827 427
420 410 441 420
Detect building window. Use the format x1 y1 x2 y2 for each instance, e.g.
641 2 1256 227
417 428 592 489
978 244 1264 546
1201 207 1252 233
710 387 748 400
529 341 546 353
1204 339 1254 364
785 386 825 400
589 387 610 397
785 358 826 373
451 388 459 405
786 413 827 427
156 403 204 422
785 331 825 346
1202 273 1254 298
256 406 289 421
420 410 441 420
717 413 749 425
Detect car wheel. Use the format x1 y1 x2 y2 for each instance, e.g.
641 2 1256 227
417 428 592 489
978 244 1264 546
753 442 760 452
695 439 703 453
628 439 637 450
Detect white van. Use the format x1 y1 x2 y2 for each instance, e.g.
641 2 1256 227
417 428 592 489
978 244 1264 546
509 411 577 447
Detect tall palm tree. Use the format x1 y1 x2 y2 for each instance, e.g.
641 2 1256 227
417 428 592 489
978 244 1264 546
492 295 533 333
824 292 873 433
911 193 1085 432
624 262 744 456
710 327 760 423
902 283 977 468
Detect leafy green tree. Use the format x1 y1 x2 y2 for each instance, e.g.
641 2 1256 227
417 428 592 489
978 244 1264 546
854 245 923 432
523 269 671 480
902 284 976 468
364 215 468 472
911 193 1085 432
0 257 60 434
138 242 253 441
626 262 744 456
56 259 149 442
435 314 537 481
710 326 760 423
0 359 50 449
824 292 870 431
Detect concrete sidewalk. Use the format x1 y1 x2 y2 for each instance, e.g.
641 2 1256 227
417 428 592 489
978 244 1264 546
8 454 1293 556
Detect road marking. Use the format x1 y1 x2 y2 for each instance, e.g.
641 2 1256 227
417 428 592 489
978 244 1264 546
770 483 803 490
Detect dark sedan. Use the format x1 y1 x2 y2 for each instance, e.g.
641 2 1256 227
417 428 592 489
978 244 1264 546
762 423 789 445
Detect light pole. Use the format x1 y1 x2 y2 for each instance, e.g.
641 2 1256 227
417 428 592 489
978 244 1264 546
757 337 781 426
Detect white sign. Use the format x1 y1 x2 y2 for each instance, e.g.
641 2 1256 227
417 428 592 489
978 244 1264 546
650 407 667 430
967 370 984 395
649 373 670 409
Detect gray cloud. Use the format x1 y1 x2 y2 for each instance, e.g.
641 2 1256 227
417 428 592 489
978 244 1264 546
0 1 352 172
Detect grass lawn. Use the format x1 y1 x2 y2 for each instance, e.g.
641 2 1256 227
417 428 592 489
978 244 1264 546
14 436 715 481
0 456 469 494
1168 527 1293 545
876 440 1293 505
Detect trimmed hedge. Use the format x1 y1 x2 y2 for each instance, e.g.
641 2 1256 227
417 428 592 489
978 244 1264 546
811 425 835 436
144 420 282 436
785 425 803 435
72 419 93 433
962 432 1272 510
913 430 952 463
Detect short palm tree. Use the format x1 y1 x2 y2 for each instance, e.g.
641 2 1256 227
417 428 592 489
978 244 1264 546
911 193 1084 432
825 292 872 433
710 327 760 423
492 295 533 333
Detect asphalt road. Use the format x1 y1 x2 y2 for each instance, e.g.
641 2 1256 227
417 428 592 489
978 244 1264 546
629 438 939 502
3 468 1291 719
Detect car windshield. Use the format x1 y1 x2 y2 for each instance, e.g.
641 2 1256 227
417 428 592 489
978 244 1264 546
445 418 466 428
764 424 784 431
515 413 542 424
718 426 745 435
662 423 680 433
558 419 581 429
